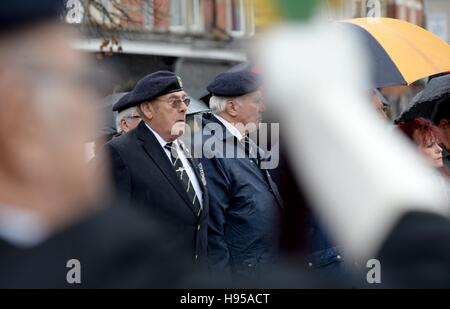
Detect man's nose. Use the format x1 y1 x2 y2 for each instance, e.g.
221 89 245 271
179 100 188 112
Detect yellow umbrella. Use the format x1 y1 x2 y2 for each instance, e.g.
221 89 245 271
340 17 450 87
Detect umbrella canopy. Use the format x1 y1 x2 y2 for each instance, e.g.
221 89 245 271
395 74 450 124
339 18 450 88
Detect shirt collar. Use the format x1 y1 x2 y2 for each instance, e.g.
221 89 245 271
145 123 179 148
213 114 244 141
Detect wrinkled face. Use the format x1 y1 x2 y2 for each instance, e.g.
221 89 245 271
141 91 188 141
235 90 265 129
414 131 443 168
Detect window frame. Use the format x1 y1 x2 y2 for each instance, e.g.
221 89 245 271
227 0 246 37
169 0 188 33
189 0 204 33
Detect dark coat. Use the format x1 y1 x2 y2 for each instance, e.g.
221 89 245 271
198 113 283 279
0 204 192 288
104 121 209 265
377 211 450 288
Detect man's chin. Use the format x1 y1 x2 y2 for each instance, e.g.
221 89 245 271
171 122 186 137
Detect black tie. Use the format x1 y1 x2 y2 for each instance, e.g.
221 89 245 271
165 142 202 216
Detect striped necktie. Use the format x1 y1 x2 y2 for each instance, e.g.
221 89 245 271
165 142 202 216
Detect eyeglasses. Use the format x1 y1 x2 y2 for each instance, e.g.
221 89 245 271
156 97 191 109
125 115 141 120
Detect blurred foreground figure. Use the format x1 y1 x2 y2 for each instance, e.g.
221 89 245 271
433 94 450 170
260 18 450 288
0 0 188 288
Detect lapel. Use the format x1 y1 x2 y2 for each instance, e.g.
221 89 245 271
135 122 197 216
202 113 284 210
246 138 284 209
264 170 284 210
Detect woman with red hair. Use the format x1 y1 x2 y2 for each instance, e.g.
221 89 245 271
398 117 445 170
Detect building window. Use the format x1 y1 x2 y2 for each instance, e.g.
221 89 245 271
228 0 245 36
170 0 187 32
189 0 204 33
144 0 154 30
101 0 113 24
351 0 363 18
398 3 407 20
247 0 255 35
409 7 417 24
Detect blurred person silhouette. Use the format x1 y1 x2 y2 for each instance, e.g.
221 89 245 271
370 89 390 120
433 97 450 170
256 101 347 281
0 0 190 288
260 16 450 288
89 94 119 159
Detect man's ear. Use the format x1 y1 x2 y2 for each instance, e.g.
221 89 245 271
226 99 238 117
120 118 128 131
439 119 449 129
140 102 153 121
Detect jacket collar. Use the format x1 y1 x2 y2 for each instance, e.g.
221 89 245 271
135 122 200 216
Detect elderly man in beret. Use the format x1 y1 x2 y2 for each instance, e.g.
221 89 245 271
112 92 141 135
198 70 283 280
104 71 209 266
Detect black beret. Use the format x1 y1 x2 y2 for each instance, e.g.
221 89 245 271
112 92 132 113
207 70 261 97
0 0 64 29
127 71 184 109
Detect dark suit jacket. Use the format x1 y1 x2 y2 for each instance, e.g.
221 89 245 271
104 121 209 265
377 211 450 288
198 113 283 279
0 204 192 288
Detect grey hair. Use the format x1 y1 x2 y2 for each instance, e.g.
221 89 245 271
116 106 139 133
209 96 232 114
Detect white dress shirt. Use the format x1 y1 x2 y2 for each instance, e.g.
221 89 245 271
145 123 203 207
213 114 243 141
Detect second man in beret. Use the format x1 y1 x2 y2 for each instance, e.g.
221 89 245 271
199 70 283 281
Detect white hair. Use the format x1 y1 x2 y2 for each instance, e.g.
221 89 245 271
209 96 232 114
116 106 139 133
